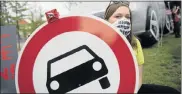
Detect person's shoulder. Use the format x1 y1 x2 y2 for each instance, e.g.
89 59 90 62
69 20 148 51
133 37 143 51
133 37 141 45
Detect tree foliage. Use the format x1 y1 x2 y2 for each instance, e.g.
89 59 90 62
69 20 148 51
28 6 45 35
64 1 82 11
0 1 13 25
1 1 45 38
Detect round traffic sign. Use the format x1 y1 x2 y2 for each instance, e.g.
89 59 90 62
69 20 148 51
15 15 139 93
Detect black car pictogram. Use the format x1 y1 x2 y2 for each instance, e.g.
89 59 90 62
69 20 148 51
46 45 110 94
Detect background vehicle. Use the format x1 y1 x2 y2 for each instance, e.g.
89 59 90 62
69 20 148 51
164 2 174 34
70 1 172 46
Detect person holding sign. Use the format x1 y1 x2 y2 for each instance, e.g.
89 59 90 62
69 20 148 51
172 6 181 38
104 1 180 93
104 1 144 91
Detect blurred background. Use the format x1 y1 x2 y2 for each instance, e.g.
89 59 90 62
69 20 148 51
1 1 181 48
0 0 181 92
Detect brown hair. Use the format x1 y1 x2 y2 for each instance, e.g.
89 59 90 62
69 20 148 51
104 3 137 49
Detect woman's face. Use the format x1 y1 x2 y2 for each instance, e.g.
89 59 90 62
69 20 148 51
108 6 131 24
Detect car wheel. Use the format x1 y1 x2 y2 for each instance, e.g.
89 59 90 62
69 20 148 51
164 15 173 34
143 7 160 47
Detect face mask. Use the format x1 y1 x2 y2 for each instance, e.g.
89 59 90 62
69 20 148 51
112 17 131 37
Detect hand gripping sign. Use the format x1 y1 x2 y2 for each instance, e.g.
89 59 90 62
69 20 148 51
15 14 139 93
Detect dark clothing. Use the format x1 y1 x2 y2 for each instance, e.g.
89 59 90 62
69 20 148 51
138 84 180 94
173 21 181 37
172 11 181 38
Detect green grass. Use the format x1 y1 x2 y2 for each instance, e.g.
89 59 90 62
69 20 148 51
143 34 181 91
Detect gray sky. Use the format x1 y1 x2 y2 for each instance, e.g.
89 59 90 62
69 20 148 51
36 2 69 15
18 2 70 22
10 1 137 23
30 2 70 20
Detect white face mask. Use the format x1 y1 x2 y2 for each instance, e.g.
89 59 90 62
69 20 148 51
113 17 131 37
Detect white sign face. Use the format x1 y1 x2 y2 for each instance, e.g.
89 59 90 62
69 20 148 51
33 31 120 93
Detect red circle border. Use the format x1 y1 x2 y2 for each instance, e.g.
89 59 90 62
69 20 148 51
17 16 136 93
